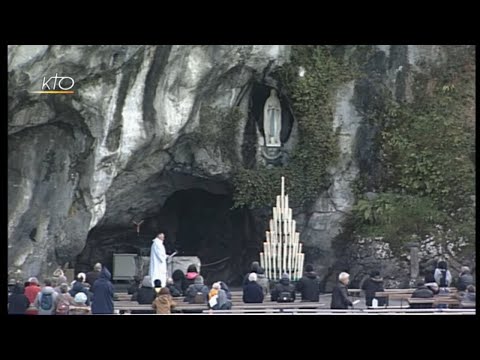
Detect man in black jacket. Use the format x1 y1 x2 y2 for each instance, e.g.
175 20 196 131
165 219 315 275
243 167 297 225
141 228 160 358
330 272 353 309
296 264 320 302
361 270 386 307
409 280 434 309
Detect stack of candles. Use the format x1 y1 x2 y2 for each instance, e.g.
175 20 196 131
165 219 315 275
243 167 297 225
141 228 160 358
259 176 304 281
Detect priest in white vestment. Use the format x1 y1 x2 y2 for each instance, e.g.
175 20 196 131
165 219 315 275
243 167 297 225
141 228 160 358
149 233 167 287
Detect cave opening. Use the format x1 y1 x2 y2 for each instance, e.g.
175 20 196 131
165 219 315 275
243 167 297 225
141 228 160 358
76 185 266 286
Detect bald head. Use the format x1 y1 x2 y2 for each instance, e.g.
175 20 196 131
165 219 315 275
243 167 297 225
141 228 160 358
94 263 102 272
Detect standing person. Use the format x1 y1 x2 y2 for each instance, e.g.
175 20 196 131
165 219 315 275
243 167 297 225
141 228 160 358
55 283 75 315
24 277 41 305
69 292 91 315
85 263 102 288
296 264 321 302
434 260 452 287
330 272 354 309
361 270 386 307
35 279 58 315
8 284 30 314
91 267 115 314
150 233 167 288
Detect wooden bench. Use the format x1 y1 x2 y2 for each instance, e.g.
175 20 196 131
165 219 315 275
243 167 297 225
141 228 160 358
407 297 460 308
114 300 326 314
348 289 361 298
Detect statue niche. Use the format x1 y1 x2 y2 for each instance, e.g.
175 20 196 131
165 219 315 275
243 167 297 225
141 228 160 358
263 89 282 147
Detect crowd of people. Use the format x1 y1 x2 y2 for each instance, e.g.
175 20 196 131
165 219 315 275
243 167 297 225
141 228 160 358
8 258 475 314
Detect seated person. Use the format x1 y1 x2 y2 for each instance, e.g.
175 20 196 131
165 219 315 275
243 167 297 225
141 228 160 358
166 277 182 297
152 287 176 314
271 273 295 302
171 269 186 296
457 285 475 308
136 276 156 304
184 275 209 304
243 273 264 304
410 280 434 309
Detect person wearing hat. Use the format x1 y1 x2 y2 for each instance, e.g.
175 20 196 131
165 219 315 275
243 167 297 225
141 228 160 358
271 273 296 302
330 272 353 309
8 283 30 314
91 267 115 314
69 292 91 315
296 264 321 302
24 277 41 305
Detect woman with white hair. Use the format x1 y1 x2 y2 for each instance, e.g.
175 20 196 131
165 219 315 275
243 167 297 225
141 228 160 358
242 273 264 303
330 272 353 309
210 282 232 310
69 292 91 315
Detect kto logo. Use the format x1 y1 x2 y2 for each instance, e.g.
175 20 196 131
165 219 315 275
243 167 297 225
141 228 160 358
31 73 75 94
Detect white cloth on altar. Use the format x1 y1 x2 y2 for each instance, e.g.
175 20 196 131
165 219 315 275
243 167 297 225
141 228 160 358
149 237 167 287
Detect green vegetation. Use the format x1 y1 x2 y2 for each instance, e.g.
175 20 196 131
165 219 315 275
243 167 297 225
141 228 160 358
351 46 475 254
233 45 352 208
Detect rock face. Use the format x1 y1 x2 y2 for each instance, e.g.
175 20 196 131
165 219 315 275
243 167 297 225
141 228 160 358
8 45 290 280
8 45 473 286
297 45 475 288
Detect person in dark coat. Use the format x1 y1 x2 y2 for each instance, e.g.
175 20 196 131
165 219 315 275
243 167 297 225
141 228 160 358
127 276 141 297
8 284 30 314
271 273 296 302
409 280 434 309
171 269 186 296
8 279 17 298
184 275 209 304
361 270 386 307
457 266 474 291
91 267 114 314
296 264 320 302
166 278 182 297
136 276 156 304
69 277 91 305
183 264 199 294
330 272 353 309
219 281 232 300
85 263 102 288
243 273 264 303
243 261 261 286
